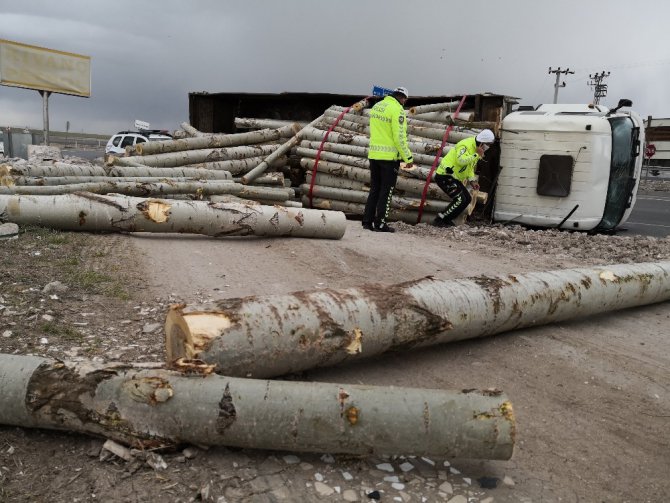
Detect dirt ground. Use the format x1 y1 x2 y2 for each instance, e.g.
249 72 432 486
1 207 670 502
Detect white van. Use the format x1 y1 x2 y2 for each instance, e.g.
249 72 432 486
493 101 644 232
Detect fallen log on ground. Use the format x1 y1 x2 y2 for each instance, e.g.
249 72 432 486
182 155 288 175
165 261 670 378
0 354 514 459
0 193 346 239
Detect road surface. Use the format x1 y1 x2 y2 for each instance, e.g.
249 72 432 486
623 191 670 237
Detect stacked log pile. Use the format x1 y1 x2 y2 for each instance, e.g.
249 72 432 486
292 99 492 224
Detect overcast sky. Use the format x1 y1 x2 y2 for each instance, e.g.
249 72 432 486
1 0 669 135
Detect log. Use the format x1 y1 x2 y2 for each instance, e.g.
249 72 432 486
0 354 514 459
299 141 442 167
133 125 300 156
111 145 281 169
109 166 233 180
234 118 308 130
412 110 476 123
321 115 472 144
180 122 207 137
1 162 106 178
299 184 451 213
408 101 460 115
299 159 450 201
306 172 369 191
5 176 231 186
233 172 285 186
328 106 466 131
166 262 670 378
241 115 324 184
302 196 438 224
303 126 450 156
0 193 346 239
184 156 288 175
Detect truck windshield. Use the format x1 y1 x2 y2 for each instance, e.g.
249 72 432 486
596 116 639 231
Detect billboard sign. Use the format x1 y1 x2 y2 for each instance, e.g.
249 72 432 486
0 39 91 97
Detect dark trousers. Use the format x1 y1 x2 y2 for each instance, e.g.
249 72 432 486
363 159 400 227
434 173 472 222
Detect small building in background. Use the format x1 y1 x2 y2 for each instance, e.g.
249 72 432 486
645 117 670 168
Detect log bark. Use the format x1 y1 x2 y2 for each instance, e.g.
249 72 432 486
112 145 281 169
0 354 514 458
109 166 233 180
184 156 288 175
306 172 368 191
303 126 449 156
1 162 107 178
233 172 284 186
299 159 450 201
327 106 466 131
412 110 476 123
180 122 207 137
299 184 451 213
234 118 308 130
134 125 300 156
299 141 442 167
0 193 345 239
5 176 231 186
302 196 438 224
408 101 460 115
241 115 324 184
166 262 670 378
321 115 472 144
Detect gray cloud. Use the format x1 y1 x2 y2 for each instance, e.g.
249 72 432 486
1 0 669 134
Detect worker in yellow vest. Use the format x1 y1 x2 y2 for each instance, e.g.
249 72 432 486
432 129 495 227
362 87 414 233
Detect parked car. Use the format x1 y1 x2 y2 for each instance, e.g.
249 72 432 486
105 130 172 155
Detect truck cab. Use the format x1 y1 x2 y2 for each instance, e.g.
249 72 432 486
493 101 644 231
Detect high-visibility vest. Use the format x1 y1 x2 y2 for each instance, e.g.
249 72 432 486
436 136 480 181
367 96 413 163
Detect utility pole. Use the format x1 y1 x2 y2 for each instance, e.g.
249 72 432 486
548 67 574 104
588 71 610 105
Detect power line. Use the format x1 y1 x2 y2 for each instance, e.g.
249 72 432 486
548 67 574 104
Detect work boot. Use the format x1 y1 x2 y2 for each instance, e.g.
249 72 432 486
362 222 374 231
374 223 395 233
432 216 454 228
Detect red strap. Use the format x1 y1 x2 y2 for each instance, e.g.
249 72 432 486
416 95 468 223
308 101 366 208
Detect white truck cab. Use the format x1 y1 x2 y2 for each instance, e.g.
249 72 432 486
493 100 644 231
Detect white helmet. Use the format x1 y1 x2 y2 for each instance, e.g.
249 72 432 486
476 129 495 143
393 87 409 98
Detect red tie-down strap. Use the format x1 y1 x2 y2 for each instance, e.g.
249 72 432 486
307 97 372 208
416 95 468 223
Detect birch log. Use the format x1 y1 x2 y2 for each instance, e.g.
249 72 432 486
302 126 449 156
165 262 670 378
1 163 106 178
0 354 514 459
184 156 288 175
0 193 346 239
299 140 442 167
180 122 207 137
303 197 438 224
241 115 324 184
133 125 301 156
300 184 451 213
408 101 460 115
109 166 233 179
112 145 281 169
299 159 450 201
5 176 231 186
234 118 308 130
412 110 476 123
